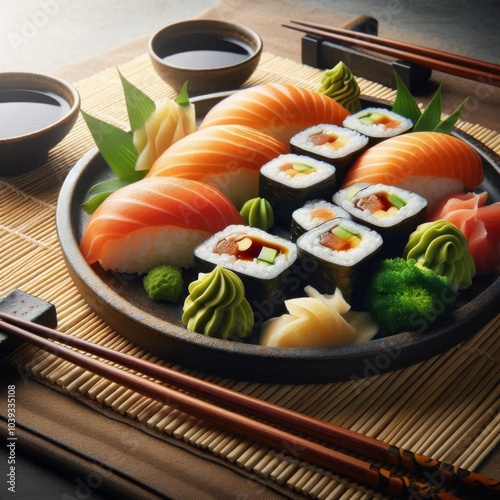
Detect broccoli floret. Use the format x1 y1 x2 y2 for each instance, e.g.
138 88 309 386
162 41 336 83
365 258 457 335
143 264 184 303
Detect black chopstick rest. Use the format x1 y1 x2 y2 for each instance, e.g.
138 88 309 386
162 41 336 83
0 289 57 354
297 15 431 91
289 18 500 87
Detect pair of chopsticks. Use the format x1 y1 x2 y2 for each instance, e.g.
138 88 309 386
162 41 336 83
1 312 498 499
283 20 500 87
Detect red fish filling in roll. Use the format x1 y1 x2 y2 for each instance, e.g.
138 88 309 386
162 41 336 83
213 236 286 265
308 132 349 150
320 226 362 251
354 192 407 220
279 162 317 177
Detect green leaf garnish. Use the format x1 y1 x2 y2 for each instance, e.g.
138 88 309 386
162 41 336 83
175 81 191 107
392 72 422 124
82 178 131 214
434 98 469 134
81 110 145 183
118 69 156 132
413 84 443 132
392 71 467 134
80 70 165 213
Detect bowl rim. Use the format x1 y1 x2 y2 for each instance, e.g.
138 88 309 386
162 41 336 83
147 19 263 72
0 71 81 143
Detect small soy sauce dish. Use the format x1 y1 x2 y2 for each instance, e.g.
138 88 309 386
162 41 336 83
148 19 263 95
0 72 80 177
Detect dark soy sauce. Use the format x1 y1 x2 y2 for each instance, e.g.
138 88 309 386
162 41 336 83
160 34 253 69
0 89 70 139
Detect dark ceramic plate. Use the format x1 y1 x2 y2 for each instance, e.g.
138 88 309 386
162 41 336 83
56 93 500 384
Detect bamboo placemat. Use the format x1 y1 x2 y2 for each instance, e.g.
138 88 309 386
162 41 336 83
1 52 499 499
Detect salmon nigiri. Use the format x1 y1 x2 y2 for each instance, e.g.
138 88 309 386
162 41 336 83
147 124 289 208
198 83 351 143
342 132 483 209
80 177 243 274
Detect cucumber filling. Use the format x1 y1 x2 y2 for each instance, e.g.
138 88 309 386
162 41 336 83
256 246 279 265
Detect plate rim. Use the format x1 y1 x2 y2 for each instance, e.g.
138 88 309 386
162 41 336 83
55 92 500 383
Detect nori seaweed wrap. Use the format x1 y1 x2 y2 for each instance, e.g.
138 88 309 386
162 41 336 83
296 218 383 304
332 183 427 257
259 154 336 228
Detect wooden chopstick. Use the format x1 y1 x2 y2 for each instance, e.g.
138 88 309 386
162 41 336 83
1 314 497 499
2 312 497 496
289 19 500 76
283 21 500 86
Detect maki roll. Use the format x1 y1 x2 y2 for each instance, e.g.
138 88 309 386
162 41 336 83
193 225 298 320
343 108 413 142
296 218 383 303
291 199 351 242
290 124 368 182
332 183 427 256
259 154 336 228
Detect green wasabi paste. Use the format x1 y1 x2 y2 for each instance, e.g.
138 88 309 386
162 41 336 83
240 197 274 230
182 265 254 339
317 61 361 113
403 220 475 291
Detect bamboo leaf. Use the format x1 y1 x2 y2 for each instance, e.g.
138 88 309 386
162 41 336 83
433 98 468 134
392 72 422 124
82 178 131 214
81 110 145 182
118 69 156 132
413 84 443 132
175 81 191 107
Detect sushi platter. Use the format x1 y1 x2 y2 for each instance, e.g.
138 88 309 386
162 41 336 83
56 92 500 384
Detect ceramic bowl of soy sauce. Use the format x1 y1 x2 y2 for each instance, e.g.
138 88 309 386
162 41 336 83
148 19 263 95
0 72 80 177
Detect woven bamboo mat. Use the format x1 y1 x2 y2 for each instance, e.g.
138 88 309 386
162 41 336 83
1 52 499 499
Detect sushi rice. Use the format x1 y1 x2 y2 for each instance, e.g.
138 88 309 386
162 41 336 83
194 225 297 280
297 218 383 267
290 124 368 162
260 154 336 189
292 199 352 232
333 183 427 228
343 108 413 139
96 226 211 273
